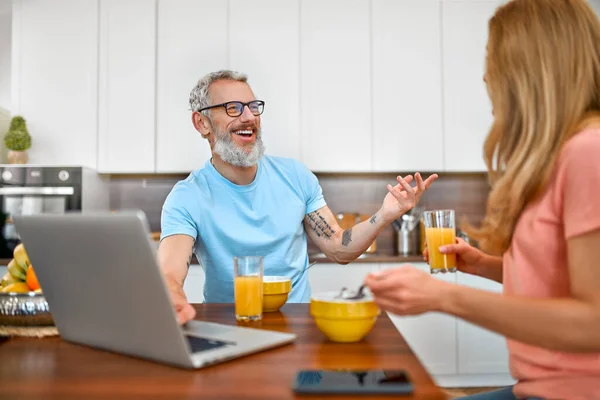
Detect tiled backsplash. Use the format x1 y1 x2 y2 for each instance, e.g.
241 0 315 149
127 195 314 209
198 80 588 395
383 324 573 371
109 172 490 255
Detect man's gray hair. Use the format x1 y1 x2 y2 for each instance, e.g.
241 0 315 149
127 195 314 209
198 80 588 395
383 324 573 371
189 70 248 115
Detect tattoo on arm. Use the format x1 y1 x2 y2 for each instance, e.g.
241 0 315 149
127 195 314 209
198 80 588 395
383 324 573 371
342 228 353 247
369 215 377 224
306 210 336 240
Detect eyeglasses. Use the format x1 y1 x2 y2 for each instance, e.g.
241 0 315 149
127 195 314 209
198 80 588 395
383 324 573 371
198 100 265 117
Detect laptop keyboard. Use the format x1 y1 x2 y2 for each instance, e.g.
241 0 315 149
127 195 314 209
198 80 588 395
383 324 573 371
185 335 233 353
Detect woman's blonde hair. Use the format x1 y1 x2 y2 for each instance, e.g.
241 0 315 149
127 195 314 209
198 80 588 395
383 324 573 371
466 0 600 255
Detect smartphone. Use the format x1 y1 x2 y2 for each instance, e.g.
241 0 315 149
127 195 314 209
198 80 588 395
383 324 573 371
292 369 413 395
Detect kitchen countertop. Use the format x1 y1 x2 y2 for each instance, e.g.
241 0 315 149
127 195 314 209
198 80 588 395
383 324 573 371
308 253 424 264
0 304 445 399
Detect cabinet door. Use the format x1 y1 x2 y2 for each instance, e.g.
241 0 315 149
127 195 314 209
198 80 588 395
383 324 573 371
0 8 10 111
11 0 98 167
308 263 379 295
155 0 227 173
98 0 156 173
300 0 371 172
382 263 458 375
229 0 300 160
442 1 503 171
591 0 600 16
183 264 205 304
372 0 443 172
456 272 510 374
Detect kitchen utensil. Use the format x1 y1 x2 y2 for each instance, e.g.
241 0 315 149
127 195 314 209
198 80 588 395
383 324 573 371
336 284 367 300
397 228 420 255
290 261 317 281
393 207 423 255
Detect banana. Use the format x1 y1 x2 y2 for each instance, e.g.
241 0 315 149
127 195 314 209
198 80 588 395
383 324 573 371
7 259 26 281
13 243 31 270
1 282 30 293
1 271 18 287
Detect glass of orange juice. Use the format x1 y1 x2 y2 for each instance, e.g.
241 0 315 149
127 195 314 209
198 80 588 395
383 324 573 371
233 256 264 321
423 210 457 274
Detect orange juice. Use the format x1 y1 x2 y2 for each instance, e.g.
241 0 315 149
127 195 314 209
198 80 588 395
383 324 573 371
426 227 457 272
234 276 263 320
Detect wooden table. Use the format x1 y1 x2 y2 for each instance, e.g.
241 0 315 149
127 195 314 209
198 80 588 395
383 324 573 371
0 304 446 399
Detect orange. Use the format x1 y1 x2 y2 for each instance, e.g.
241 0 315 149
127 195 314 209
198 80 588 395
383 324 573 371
26 266 40 291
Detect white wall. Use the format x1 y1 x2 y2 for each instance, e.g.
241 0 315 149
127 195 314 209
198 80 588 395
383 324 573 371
591 0 600 15
0 2 11 111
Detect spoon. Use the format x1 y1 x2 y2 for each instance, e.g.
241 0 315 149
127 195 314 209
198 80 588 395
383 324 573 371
335 284 367 300
290 261 318 281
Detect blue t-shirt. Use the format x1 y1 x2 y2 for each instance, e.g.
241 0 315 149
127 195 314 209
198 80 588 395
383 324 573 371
160 155 326 303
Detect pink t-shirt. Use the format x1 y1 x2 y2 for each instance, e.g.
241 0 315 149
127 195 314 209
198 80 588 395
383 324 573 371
503 128 600 400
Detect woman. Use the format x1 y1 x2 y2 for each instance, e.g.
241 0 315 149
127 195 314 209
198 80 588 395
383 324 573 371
365 1 600 399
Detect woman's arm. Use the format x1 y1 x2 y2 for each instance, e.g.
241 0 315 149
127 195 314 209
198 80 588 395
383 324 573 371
367 229 600 352
427 239 504 283
441 229 600 352
470 254 503 283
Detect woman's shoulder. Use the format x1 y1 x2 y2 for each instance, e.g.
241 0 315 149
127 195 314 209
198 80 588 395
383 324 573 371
560 127 600 163
563 125 600 156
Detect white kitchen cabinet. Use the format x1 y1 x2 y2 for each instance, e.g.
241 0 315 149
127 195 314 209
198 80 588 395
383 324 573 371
11 0 98 167
0 5 11 112
381 263 458 375
183 264 205 304
372 0 443 172
229 0 300 161
442 1 503 171
155 0 226 173
98 0 156 173
300 0 371 172
591 0 600 16
455 272 510 374
307 262 378 295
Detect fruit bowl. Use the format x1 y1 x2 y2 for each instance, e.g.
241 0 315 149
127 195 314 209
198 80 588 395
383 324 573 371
0 291 53 326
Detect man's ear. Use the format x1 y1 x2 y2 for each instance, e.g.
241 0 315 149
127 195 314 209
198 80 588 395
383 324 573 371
192 111 211 139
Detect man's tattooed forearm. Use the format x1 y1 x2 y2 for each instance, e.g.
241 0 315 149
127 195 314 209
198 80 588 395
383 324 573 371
369 215 377 224
342 228 353 246
307 210 336 239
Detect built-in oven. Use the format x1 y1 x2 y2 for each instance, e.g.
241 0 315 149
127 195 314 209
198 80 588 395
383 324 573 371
0 166 109 259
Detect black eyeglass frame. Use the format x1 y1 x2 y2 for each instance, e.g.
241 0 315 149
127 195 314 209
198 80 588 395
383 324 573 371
197 100 265 117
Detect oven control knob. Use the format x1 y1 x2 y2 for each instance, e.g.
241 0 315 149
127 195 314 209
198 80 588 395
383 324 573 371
2 171 13 181
58 170 70 181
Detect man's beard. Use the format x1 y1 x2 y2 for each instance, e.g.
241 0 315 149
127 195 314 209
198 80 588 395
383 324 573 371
212 124 265 168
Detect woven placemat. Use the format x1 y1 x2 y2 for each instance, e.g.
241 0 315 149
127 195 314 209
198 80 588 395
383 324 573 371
0 325 58 337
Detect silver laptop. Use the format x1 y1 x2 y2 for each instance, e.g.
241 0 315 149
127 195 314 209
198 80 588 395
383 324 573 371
13 210 296 369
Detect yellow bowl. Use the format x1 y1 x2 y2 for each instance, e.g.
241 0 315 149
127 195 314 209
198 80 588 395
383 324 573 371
310 291 380 343
262 276 292 312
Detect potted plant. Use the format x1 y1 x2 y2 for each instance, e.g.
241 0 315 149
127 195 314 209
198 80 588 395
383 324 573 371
4 116 32 164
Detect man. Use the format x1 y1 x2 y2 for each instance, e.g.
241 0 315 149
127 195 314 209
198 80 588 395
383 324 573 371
158 70 438 324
